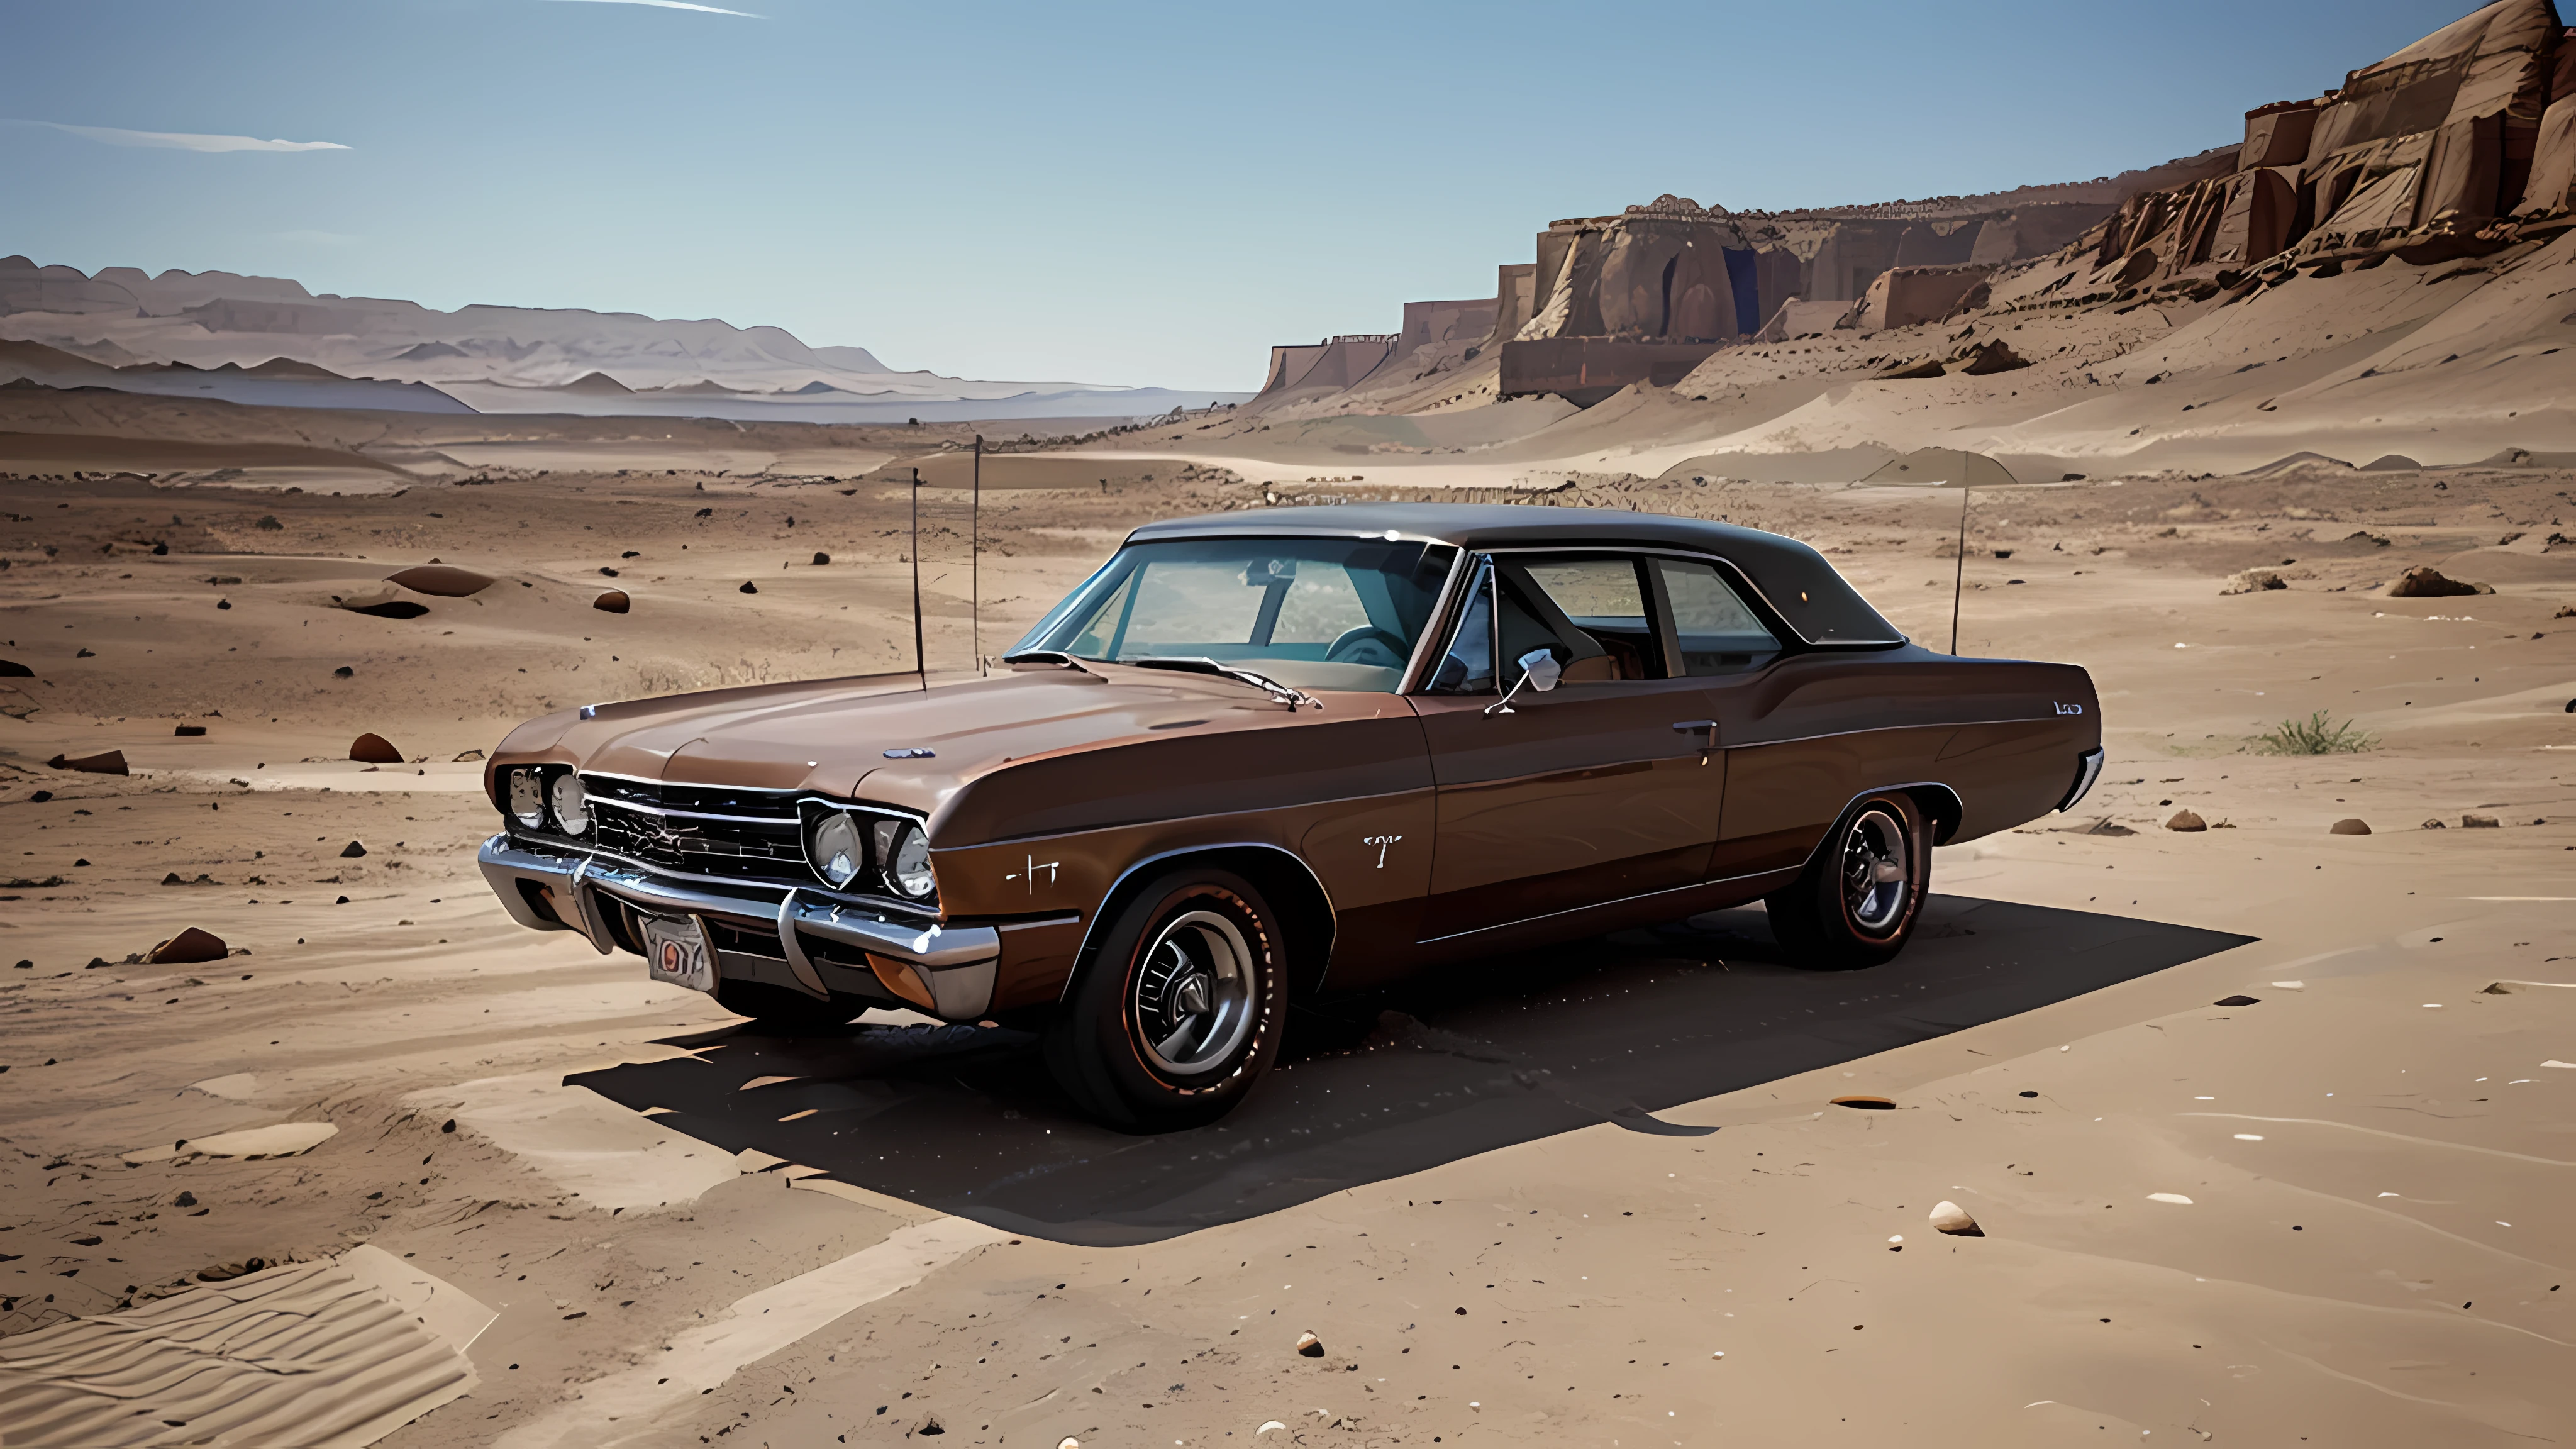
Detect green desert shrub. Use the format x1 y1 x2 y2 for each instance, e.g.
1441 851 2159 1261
2255 710 2377 755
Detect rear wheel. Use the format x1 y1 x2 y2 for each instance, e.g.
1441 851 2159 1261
713 979 864 1034
1045 867 1287 1131
1765 794 1928 970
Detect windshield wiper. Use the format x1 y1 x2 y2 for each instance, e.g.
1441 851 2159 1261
1116 656 1318 709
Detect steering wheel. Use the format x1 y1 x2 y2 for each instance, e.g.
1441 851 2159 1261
1324 626 1409 669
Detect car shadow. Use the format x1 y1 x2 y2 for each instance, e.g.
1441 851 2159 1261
566 895 2253 1245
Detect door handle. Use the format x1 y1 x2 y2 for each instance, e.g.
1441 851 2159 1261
1670 719 1718 752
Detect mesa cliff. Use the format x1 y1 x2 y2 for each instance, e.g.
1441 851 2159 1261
1244 0 2576 473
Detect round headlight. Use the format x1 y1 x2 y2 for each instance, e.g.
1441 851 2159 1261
882 821 935 899
507 768 546 830
550 772 590 835
807 811 863 889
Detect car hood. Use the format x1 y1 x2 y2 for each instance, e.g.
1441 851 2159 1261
492 663 1357 820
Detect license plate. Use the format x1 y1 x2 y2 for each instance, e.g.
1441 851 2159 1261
641 914 716 994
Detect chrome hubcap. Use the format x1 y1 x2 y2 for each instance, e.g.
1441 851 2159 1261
1133 908 1257 1075
1840 807 1911 933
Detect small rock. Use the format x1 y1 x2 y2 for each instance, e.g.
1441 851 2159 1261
2462 814 2500 828
1929 1201 1983 1236
2221 568 2287 595
811 552 831 565
0 658 30 677
47 750 128 775
339 840 368 858
2423 818 2447 829
593 589 630 614
331 666 353 680
174 724 206 737
173 1191 196 1208
2329 818 2371 835
2165 809 2207 832
386 564 495 597
255 515 283 530
914 1413 943 1435
1954 340 2030 375
349 733 403 764
147 928 228 965
454 748 486 762
2385 566 2489 598
738 581 759 594
1295 1330 1324 1357
598 566 619 577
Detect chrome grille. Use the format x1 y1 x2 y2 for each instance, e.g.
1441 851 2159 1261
580 775 811 884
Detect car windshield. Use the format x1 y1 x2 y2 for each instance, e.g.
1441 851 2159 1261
1009 536 1460 692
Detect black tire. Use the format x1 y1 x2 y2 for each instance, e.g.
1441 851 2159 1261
713 979 863 1034
1765 792 1929 970
1044 867 1288 1131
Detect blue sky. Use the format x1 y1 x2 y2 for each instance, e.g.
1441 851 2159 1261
0 0 2487 389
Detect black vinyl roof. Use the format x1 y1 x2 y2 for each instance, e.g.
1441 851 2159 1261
1128 503 1905 647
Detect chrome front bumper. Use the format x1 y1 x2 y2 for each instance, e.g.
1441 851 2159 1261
477 835 999 1018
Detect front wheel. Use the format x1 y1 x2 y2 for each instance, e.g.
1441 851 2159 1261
1045 867 1287 1131
1765 794 1928 970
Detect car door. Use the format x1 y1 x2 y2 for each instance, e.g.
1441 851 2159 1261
1649 554 1854 882
1411 551 1728 941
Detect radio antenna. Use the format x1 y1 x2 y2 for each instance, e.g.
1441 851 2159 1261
910 465 926 690
1948 483 1970 655
971 433 983 675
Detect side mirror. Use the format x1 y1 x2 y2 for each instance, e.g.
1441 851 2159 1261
1485 648 1562 715
1518 648 1561 693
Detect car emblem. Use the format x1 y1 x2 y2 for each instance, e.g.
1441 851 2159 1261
1365 833 1403 869
1004 854 1061 892
2054 701 2085 715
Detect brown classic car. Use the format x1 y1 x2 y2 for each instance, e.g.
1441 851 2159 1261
479 504 2103 1128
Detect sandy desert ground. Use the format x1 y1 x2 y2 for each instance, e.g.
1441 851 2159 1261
3 445 2573 1447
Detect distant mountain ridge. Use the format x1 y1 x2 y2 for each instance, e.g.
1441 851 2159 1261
0 255 1247 421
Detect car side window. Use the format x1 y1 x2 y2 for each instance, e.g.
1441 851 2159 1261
1655 558 1781 677
1509 556 1663 682
1426 560 1496 694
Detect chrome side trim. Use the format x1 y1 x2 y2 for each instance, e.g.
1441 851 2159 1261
1413 869 1785 946
2057 747 2106 813
774 887 830 999
1058 841 1338 1004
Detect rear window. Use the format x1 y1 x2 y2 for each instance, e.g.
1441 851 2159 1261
1728 541 1903 646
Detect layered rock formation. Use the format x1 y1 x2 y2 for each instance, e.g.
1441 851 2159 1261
2100 0 2576 287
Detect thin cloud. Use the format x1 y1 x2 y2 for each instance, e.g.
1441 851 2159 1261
551 0 765 16
11 119 350 153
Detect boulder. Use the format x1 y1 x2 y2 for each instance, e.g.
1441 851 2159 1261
348 733 404 765
386 564 496 597
0 658 30 677
1953 340 2031 375
2386 566 2490 597
811 552 831 565
2221 568 2289 594
47 750 128 775
593 589 630 614
1928 1200 1984 1236
147 926 228 964
2329 818 2372 835
2165 809 2208 832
